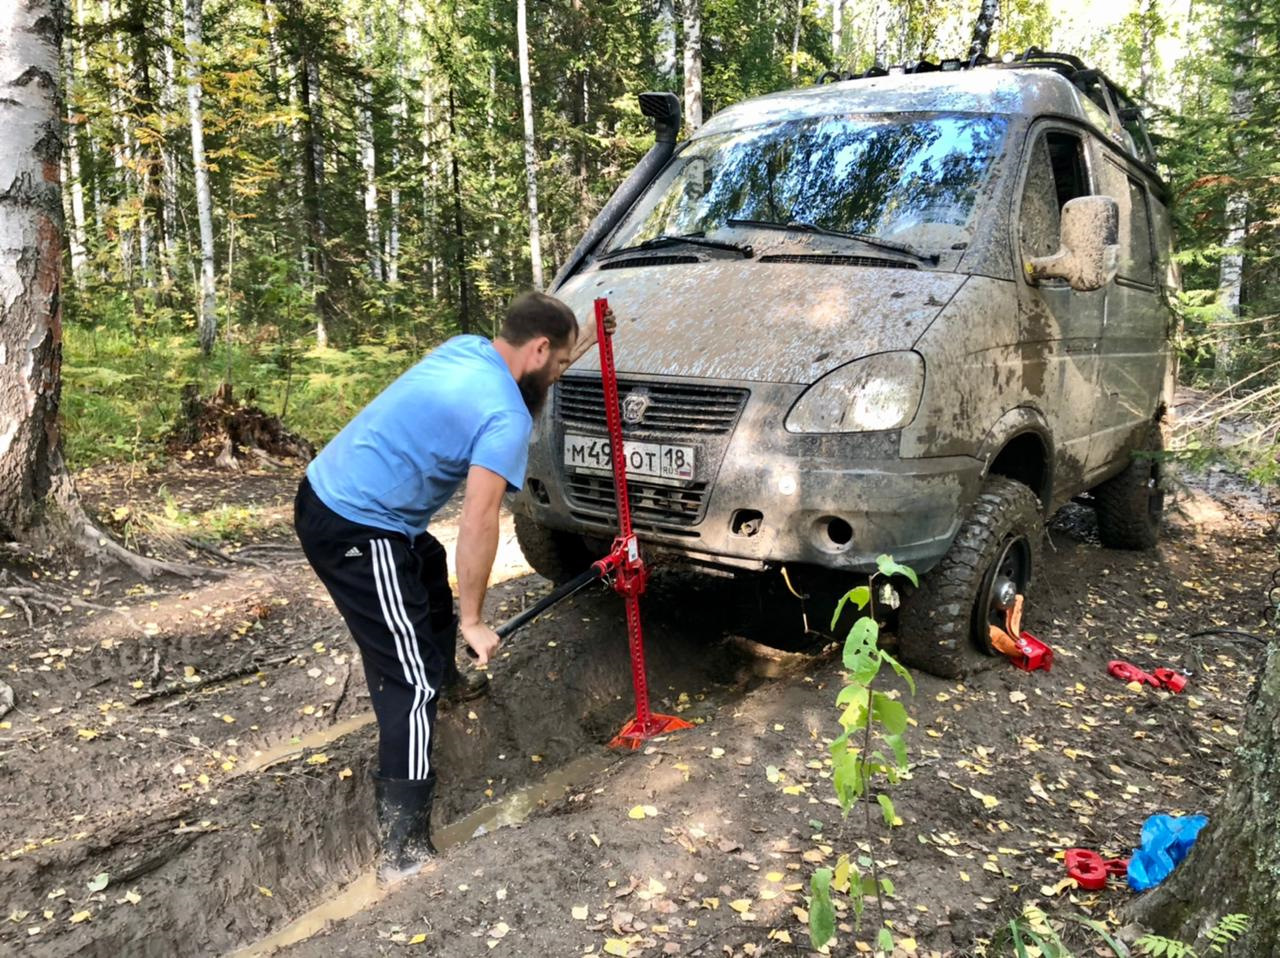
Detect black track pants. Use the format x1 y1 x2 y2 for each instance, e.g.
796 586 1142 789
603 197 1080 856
294 477 457 781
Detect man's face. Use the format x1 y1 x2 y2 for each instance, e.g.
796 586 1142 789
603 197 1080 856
518 338 575 416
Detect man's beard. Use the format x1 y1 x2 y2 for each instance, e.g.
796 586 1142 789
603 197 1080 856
518 367 554 417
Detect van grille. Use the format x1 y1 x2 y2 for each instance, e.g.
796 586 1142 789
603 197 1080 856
557 377 748 435
564 474 709 527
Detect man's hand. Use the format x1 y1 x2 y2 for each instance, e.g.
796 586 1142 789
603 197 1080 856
570 305 619 364
460 620 501 666
600 304 618 337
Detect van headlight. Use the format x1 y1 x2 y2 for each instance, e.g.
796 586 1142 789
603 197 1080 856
785 352 924 433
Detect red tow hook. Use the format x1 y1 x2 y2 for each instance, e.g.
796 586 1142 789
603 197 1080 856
1064 848 1129 890
1107 660 1188 693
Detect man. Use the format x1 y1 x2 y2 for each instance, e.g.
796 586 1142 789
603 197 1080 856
294 290 613 883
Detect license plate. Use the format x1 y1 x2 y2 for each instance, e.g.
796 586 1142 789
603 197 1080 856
563 433 696 482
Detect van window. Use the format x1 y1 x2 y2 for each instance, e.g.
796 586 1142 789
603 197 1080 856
604 114 1009 255
1019 131 1090 260
1122 177 1155 284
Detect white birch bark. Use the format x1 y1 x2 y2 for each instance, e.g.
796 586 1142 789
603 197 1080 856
351 18 381 282
831 0 842 62
183 0 218 354
157 0 178 284
387 7 404 286
1214 22 1258 382
791 0 803 77
655 0 677 84
423 61 439 301
0 0 65 534
63 5 88 281
516 0 544 289
681 0 702 131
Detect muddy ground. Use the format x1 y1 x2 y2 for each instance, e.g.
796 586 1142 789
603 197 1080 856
0 457 1275 958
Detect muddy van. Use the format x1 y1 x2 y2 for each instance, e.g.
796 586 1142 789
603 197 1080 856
512 51 1176 677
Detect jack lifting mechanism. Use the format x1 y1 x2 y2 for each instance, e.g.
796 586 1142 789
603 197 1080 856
490 297 693 749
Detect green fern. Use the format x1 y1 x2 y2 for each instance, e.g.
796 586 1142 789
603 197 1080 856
1136 913 1250 958
1206 914 1250 953
1135 936 1197 958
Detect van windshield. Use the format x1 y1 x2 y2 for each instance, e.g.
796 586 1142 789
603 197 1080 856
604 113 1009 256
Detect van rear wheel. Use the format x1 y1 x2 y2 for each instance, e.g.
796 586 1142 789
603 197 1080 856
897 477 1043 679
1092 423 1165 550
513 513 593 585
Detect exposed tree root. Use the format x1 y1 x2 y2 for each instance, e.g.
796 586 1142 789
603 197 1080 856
46 452 221 580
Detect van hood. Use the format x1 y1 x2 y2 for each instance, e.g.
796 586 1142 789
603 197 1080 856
557 259 966 384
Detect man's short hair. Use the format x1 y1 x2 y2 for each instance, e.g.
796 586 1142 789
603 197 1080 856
500 291 578 349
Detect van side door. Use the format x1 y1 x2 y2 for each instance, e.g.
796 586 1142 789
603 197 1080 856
1013 124 1105 498
1087 155 1168 475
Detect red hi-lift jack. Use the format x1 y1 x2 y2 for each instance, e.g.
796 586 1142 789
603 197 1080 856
493 297 692 749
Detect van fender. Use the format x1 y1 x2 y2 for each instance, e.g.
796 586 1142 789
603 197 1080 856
974 407 1055 510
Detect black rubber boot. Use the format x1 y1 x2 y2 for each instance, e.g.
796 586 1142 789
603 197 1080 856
373 773 437 885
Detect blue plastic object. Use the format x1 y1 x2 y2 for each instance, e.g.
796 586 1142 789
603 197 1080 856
1127 814 1209 892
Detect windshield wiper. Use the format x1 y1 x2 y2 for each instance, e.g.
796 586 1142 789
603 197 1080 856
724 218 938 264
597 233 754 260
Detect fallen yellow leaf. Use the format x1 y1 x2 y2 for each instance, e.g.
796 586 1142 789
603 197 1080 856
571 905 588 920
70 911 92 923
603 939 630 957
409 933 427 944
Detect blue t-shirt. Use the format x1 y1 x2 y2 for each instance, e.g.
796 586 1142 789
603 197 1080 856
307 335 532 538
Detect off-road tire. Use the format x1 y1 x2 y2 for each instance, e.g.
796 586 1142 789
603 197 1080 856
1092 423 1165 551
897 477 1044 679
513 513 593 585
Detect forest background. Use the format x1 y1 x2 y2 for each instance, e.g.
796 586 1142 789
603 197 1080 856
57 0 1279 474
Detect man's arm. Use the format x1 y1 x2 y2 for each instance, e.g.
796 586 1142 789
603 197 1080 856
567 305 616 364
455 465 508 664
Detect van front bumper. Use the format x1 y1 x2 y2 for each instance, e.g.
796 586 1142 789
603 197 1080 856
513 381 984 575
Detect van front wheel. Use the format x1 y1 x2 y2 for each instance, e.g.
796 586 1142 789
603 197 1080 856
897 477 1043 679
513 513 593 585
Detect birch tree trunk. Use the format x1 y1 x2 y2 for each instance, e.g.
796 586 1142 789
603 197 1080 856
160 0 180 282
387 8 403 287
516 0 543 289
63 6 88 282
681 0 702 131
791 0 803 77
447 86 470 332
1125 643 1280 955
301 52 329 347
1215 31 1254 384
0 0 65 538
968 0 999 61
183 0 218 355
655 0 677 85
831 0 842 62
352 17 381 282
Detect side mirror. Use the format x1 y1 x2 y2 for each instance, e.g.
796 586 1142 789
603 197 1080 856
1026 195 1120 292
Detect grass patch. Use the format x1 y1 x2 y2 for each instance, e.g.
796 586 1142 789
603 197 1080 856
62 321 421 469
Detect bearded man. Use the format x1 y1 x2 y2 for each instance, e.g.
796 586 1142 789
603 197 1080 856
293 290 614 882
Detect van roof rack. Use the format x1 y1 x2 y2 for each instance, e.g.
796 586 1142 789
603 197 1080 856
815 47 1156 167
